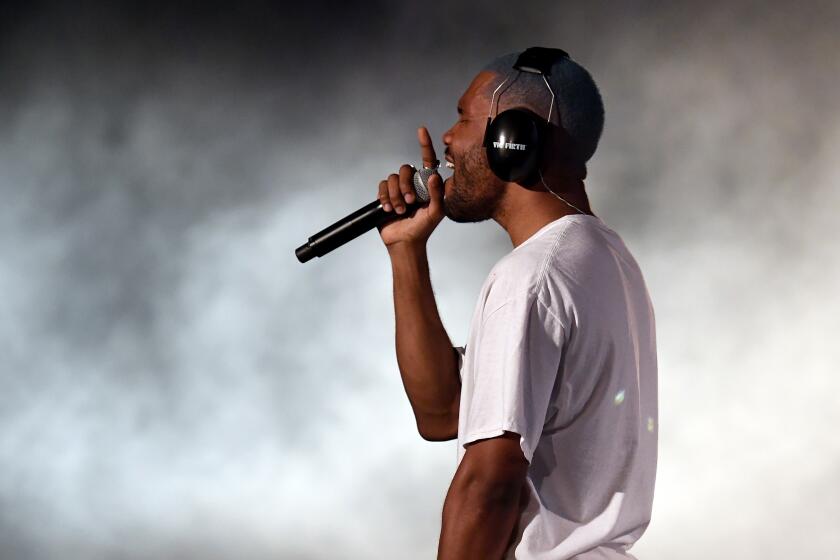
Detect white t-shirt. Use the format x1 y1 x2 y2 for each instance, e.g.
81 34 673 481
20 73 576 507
454 213 658 560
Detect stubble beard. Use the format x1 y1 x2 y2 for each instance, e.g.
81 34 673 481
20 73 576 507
443 144 506 224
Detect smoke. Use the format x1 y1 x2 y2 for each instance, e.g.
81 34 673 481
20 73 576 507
0 1 838 558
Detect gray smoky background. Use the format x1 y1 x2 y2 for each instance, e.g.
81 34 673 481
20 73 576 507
1 0 838 558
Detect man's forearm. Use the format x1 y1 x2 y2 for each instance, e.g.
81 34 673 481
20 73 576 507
438 473 522 560
389 241 460 433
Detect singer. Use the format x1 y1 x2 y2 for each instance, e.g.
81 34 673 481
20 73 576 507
376 48 657 559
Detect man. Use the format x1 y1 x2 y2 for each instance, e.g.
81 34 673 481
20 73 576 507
376 48 658 560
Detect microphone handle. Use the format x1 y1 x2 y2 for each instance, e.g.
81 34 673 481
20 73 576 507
295 198 419 263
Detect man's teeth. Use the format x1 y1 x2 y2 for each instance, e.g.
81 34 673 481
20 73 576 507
445 161 455 168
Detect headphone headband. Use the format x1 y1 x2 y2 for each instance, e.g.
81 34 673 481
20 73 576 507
512 47 569 75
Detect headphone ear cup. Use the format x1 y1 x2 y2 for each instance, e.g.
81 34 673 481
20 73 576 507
483 109 544 183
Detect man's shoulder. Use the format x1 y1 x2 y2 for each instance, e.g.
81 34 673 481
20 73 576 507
480 216 632 310
486 247 546 296
489 219 588 288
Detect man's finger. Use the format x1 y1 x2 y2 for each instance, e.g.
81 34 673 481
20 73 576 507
427 173 443 216
417 126 439 169
399 164 416 203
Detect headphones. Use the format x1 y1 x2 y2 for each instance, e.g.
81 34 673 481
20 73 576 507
482 47 570 185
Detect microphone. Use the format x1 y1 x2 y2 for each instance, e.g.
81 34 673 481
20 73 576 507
295 166 439 263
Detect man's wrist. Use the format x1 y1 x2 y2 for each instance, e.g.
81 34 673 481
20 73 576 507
387 239 427 260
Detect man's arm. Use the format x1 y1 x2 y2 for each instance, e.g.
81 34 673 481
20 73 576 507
438 431 530 559
388 241 460 441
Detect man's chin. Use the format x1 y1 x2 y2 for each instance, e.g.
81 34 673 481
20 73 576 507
442 176 494 223
444 201 486 224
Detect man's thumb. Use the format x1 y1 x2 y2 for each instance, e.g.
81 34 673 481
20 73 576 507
426 172 443 211
428 172 443 198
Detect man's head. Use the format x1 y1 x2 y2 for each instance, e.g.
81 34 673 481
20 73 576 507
441 50 604 223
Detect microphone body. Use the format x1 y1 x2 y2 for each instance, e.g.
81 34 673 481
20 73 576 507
295 167 438 263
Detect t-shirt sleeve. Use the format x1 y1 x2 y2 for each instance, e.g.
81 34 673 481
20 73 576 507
461 292 565 464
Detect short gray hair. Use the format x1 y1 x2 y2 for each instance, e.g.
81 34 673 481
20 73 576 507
479 51 605 166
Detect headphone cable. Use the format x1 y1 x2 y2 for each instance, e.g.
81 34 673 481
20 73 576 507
538 169 588 215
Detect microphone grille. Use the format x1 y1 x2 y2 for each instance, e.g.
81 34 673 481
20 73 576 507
412 167 437 203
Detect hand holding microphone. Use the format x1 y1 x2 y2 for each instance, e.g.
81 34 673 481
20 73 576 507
295 127 445 263
376 127 445 250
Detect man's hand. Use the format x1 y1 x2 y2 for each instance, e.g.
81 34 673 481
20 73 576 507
375 127 445 249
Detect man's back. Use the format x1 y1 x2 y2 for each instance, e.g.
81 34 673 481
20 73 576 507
455 213 658 559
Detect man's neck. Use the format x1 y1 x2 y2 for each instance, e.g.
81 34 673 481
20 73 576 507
494 184 595 249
